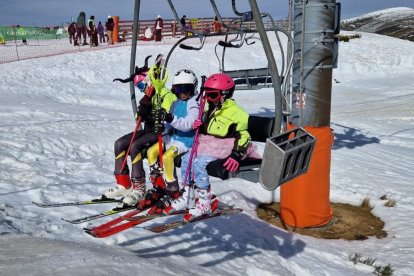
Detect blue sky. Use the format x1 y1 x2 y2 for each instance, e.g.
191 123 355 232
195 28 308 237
1 0 413 27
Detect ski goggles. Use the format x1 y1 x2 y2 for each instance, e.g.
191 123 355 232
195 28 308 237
173 83 194 94
136 81 147 93
205 89 221 101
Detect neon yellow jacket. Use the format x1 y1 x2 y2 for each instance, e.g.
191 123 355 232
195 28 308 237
204 99 251 153
151 87 177 111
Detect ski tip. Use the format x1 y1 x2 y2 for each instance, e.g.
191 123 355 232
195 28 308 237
32 201 41 206
84 229 98 237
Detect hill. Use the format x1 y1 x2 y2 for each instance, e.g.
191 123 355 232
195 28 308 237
341 7 414 41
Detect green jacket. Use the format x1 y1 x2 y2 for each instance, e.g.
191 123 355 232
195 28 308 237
140 87 176 132
204 99 251 153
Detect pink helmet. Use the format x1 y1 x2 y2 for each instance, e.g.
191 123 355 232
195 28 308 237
133 73 146 86
204 73 235 100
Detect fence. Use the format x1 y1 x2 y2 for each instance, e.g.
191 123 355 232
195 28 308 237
0 17 288 64
118 17 289 41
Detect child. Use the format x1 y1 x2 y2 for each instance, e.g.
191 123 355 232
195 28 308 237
101 61 177 209
167 73 252 220
145 69 199 212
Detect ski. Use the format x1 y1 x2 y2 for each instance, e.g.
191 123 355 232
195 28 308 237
144 207 243 233
85 209 188 238
32 198 121 208
125 209 189 221
61 206 135 224
85 216 152 238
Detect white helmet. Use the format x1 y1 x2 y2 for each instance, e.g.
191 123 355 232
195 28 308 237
172 69 198 96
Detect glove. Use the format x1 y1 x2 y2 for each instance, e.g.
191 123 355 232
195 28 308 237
137 105 150 118
223 150 243 172
153 108 174 123
164 113 173 123
139 95 152 106
193 119 202 129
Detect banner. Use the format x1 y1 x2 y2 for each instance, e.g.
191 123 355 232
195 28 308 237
0 26 68 41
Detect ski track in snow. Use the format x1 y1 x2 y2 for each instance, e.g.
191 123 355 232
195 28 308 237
1 31 414 275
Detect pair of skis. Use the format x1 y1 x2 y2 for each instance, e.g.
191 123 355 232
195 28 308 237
32 198 242 236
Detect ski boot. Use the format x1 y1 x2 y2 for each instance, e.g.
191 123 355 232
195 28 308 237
183 187 219 222
116 177 146 208
100 174 132 200
163 184 195 215
148 179 180 215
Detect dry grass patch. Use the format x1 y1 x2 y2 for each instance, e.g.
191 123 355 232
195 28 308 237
257 202 387 240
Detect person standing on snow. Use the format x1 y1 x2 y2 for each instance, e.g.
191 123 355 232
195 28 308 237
75 11 87 46
145 69 199 213
97 21 105 44
166 73 252 221
154 15 163 42
212 16 222 33
88 15 98 47
105 16 114 45
68 22 77 44
100 61 177 209
180 15 187 36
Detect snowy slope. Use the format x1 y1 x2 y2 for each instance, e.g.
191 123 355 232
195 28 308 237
1 32 414 275
342 7 414 41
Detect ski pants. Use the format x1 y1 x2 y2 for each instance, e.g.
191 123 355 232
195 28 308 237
114 130 157 179
181 153 217 190
76 26 87 44
147 139 189 183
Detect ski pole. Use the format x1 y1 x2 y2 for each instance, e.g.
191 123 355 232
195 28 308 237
119 85 155 174
182 76 207 187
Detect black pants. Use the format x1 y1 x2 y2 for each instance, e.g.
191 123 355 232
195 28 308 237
114 130 157 179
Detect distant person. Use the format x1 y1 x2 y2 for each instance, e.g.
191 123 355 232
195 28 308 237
180 15 186 36
75 11 87 46
144 27 153 41
97 21 105 44
88 15 98 47
154 15 163 42
105 15 114 45
212 16 222 33
68 22 77 44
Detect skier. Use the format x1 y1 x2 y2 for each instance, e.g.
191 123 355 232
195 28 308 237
68 22 77 44
105 16 114 45
153 15 163 42
75 11 87 46
165 73 252 220
101 57 177 209
146 69 199 213
97 21 105 44
88 15 98 47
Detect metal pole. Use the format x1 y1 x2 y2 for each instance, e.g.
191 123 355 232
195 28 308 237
247 0 282 134
129 0 141 120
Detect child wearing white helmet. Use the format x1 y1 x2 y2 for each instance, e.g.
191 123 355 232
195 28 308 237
145 69 200 213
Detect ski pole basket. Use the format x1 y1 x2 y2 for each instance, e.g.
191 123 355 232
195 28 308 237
259 127 316 191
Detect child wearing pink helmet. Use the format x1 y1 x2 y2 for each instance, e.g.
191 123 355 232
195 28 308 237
166 73 252 220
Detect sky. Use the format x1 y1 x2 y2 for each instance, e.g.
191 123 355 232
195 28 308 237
1 0 414 27
1 18 414 274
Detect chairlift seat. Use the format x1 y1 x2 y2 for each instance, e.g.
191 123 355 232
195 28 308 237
224 68 277 90
206 115 275 182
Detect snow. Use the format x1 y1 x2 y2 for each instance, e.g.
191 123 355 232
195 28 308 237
1 30 414 275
